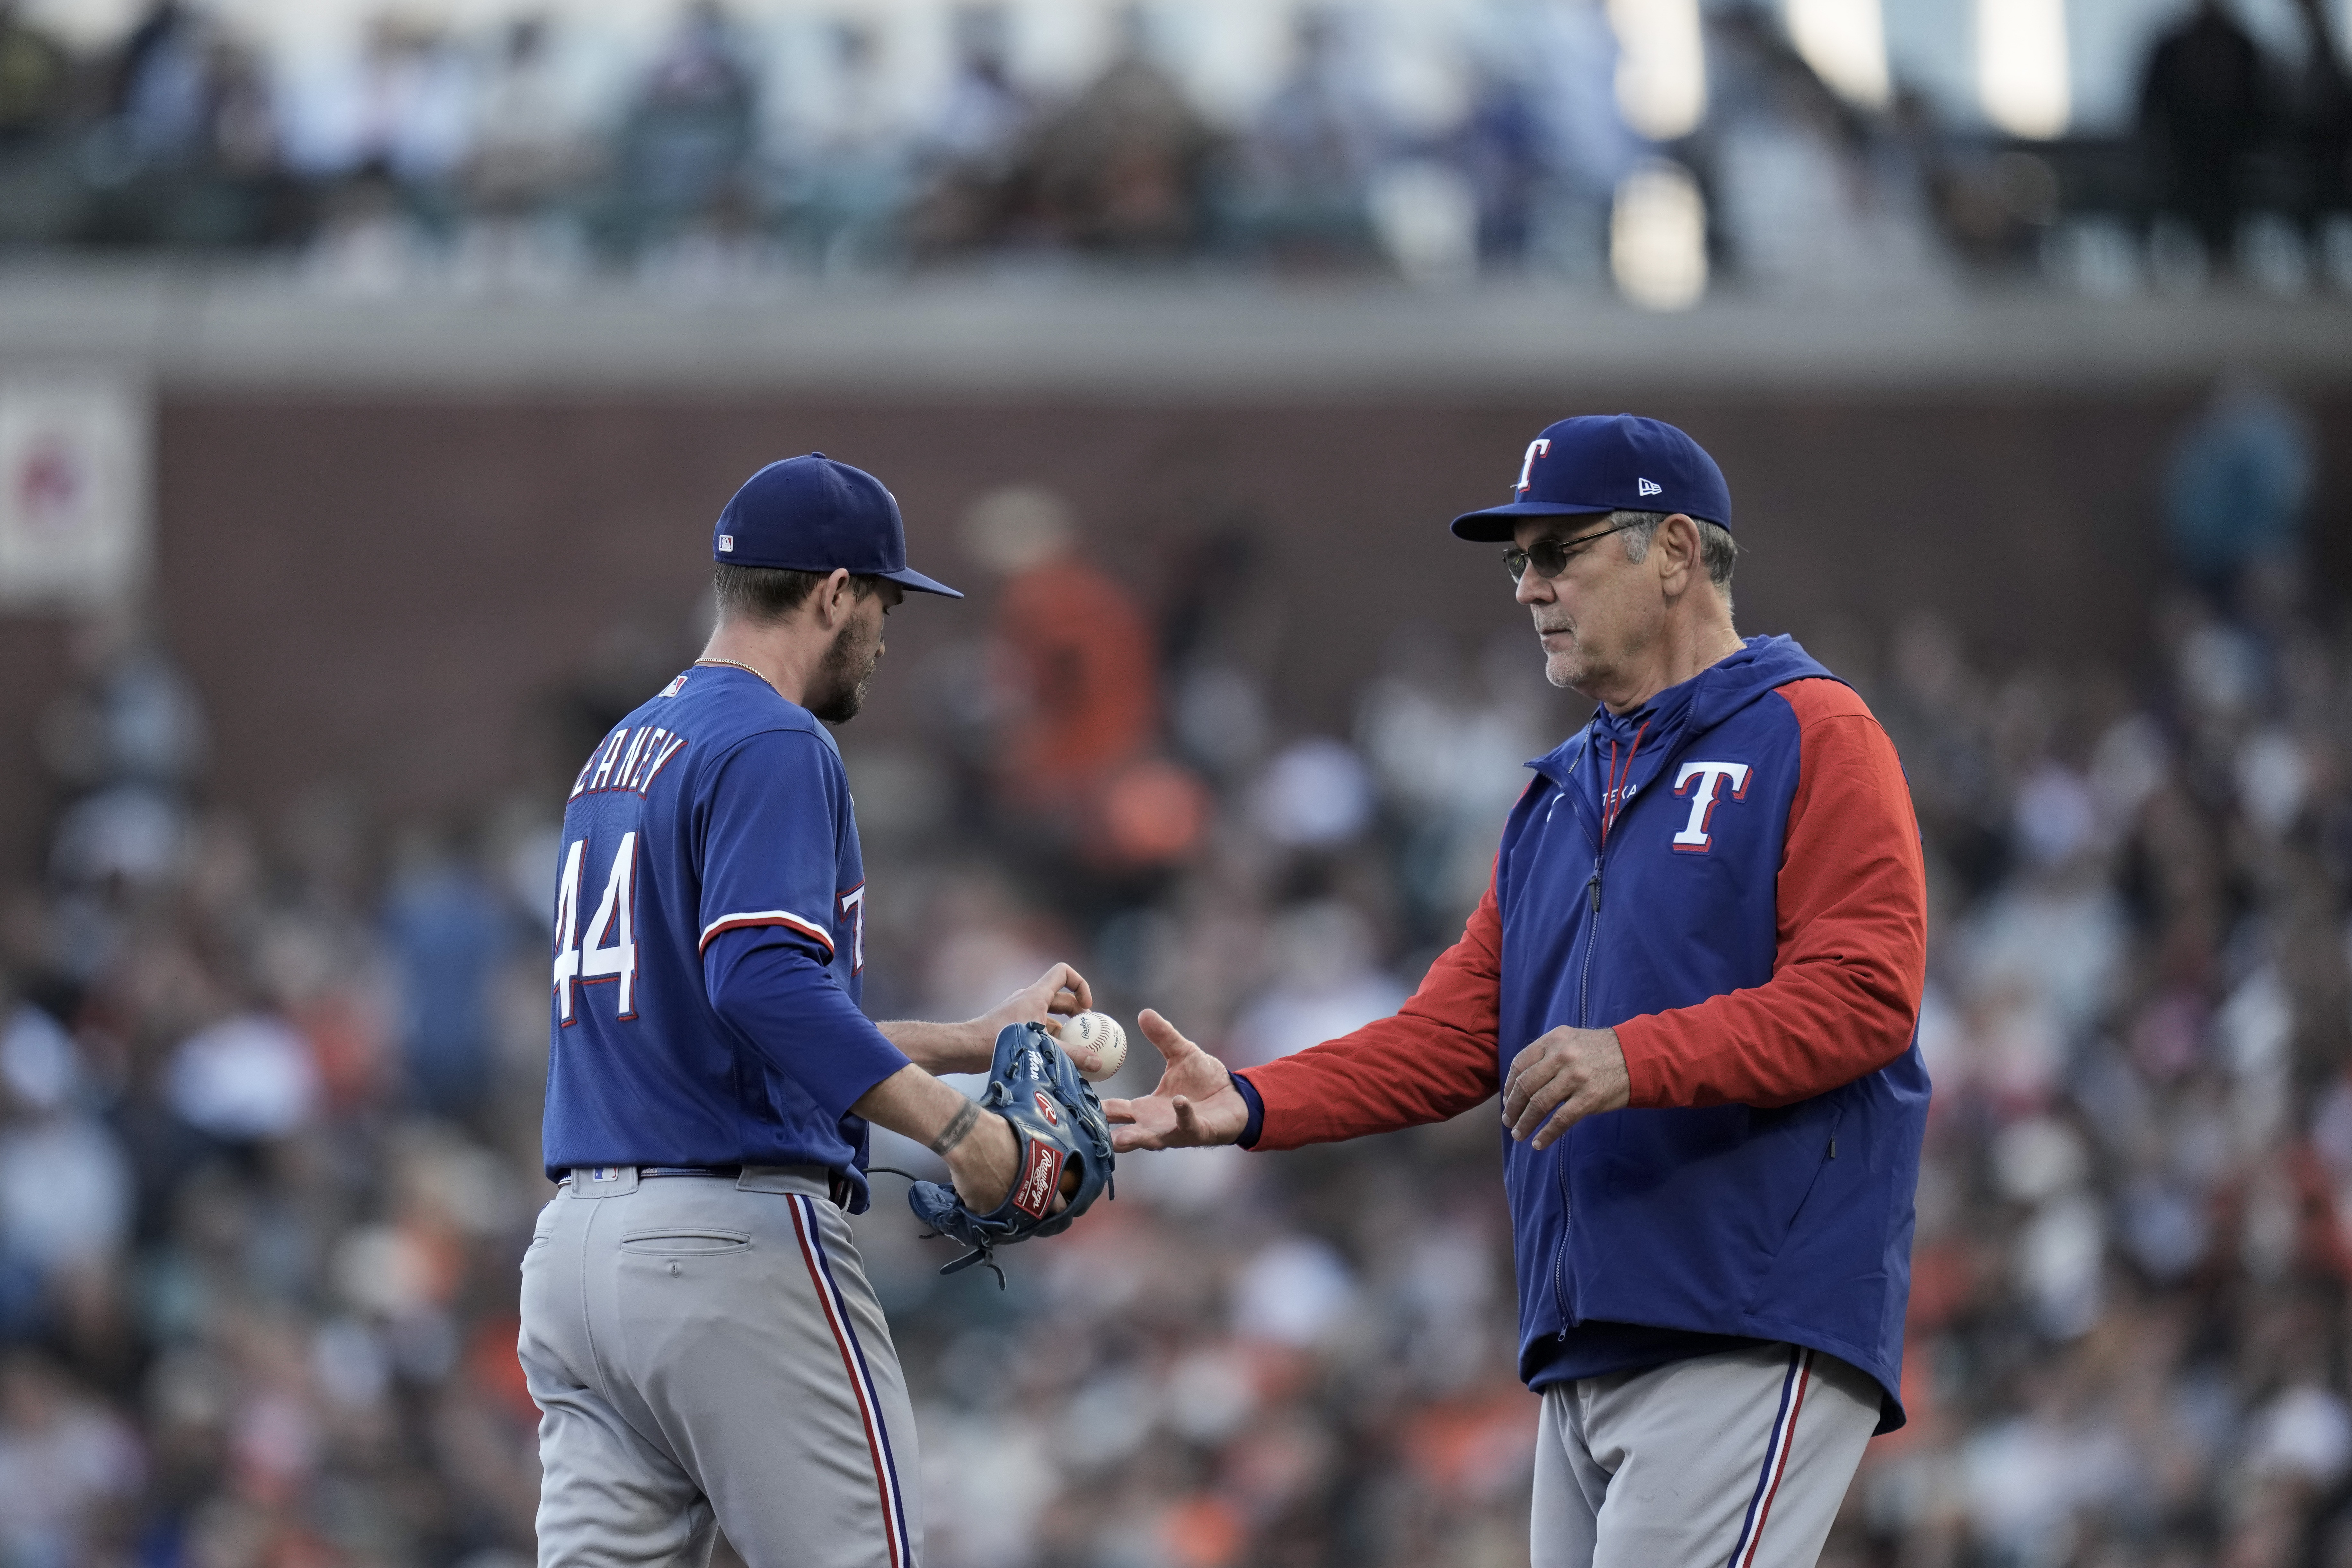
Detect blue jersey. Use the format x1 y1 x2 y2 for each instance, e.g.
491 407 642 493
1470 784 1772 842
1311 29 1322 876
541 665 911 1207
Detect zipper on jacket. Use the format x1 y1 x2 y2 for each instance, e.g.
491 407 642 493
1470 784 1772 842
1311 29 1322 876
1577 857 1603 1027
1542 733 1625 1344
1552 1145 1573 1338
1554 848 1608 1336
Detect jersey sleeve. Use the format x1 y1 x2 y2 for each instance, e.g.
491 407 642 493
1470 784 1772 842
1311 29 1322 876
706 938 908 1119
697 729 854 964
1236 880 1504 1151
697 730 908 1117
1614 680 1927 1109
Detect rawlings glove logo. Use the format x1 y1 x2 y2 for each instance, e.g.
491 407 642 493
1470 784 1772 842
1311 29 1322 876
1012 1141 1065 1218
1033 1090 1060 1127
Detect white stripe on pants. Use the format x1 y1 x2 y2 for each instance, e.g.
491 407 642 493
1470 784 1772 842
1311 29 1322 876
1531 1342 1880 1568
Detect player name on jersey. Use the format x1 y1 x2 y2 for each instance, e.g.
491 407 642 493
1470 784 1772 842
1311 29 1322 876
570 725 690 800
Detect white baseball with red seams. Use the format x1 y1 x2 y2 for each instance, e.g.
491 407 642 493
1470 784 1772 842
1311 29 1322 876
1055 1012 1127 1082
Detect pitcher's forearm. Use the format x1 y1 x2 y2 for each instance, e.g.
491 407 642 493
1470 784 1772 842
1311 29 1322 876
877 1019 994 1075
852 1063 1017 1207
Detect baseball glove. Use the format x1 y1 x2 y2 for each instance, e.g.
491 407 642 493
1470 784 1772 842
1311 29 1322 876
907 1022 1115 1284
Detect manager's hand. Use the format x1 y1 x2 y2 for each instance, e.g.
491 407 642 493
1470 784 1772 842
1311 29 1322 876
1102 1010 1247 1151
1502 1026 1629 1149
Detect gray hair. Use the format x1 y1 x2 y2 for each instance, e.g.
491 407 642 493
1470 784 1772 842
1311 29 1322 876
1612 509 1737 611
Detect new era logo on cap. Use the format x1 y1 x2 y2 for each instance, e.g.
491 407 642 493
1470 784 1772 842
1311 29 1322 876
1638 478 1662 497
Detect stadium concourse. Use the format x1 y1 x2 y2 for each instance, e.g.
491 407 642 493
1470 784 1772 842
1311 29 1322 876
0 276 2345 1568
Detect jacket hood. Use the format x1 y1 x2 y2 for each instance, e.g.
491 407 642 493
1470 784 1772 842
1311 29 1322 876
1531 635 1835 785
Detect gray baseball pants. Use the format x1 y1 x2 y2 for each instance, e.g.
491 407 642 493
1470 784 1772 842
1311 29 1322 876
519 1166 920 1568
1532 1342 1880 1568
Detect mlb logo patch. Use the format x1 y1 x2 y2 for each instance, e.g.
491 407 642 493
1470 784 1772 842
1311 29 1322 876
718 534 735 552
660 674 689 698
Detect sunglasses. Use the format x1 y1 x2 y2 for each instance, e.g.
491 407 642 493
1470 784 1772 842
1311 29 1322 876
1502 518 1643 583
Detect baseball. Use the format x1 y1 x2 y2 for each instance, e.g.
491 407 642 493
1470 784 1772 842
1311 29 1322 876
1057 1012 1127 1081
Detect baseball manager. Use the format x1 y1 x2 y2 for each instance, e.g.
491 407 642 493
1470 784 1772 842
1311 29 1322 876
520 454 1099 1568
1110 415 1931 1568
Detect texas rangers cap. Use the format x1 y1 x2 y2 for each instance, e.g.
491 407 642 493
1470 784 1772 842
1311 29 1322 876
1450 414 1733 542
712 453 963 598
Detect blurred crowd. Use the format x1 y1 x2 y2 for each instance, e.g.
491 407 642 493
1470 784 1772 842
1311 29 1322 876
1 0 2349 297
0 381 2347 1568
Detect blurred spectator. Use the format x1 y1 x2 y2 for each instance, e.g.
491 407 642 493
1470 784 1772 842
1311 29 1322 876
2289 0 2351 230
108 1 212 170
906 5 1033 254
1228 9 1384 266
455 14 591 288
2139 0 2268 272
381 828 511 1121
465 17 576 207
1699 6 1947 297
932 5 1028 168
286 16 480 284
1226 900 1406 1067
1443 0 1636 279
345 16 470 199
607 0 757 255
0 1 67 144
38 614 207 979
165 1014 318 1143
782 19 911 275
0 1354 141 1566
1450 60 1547 270
1021 7 1217 255
1247 737 1374 851
2162 376 2313 589
1523 0 1637 251
961 485 1189 874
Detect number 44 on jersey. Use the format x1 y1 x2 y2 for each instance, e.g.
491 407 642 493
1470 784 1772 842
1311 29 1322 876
553 833 638 1023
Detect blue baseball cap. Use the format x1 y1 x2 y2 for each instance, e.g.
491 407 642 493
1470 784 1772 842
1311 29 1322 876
1450 414 1733 542
712 454 963 598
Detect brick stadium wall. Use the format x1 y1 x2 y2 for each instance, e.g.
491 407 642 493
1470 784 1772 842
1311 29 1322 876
0 388 2345 878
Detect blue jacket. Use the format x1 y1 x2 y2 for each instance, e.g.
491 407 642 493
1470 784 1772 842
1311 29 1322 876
1496 637 1929 1430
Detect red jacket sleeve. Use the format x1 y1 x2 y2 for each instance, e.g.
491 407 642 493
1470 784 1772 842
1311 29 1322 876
1614 679 1927 1109
1238 881 1503 1151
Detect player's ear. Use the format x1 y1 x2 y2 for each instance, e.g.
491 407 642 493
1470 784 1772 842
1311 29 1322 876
819 568 854 625
1660 514 1700 591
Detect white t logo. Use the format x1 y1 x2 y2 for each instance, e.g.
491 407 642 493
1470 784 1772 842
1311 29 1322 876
1516 438 1551 493
1671 761 1752 851
838 885 866 973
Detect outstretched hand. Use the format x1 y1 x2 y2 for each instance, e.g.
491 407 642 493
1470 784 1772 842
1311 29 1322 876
1101 1010 1247 1151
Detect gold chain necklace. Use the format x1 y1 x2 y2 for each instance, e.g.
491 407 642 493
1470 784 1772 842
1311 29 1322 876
694 658 781 697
